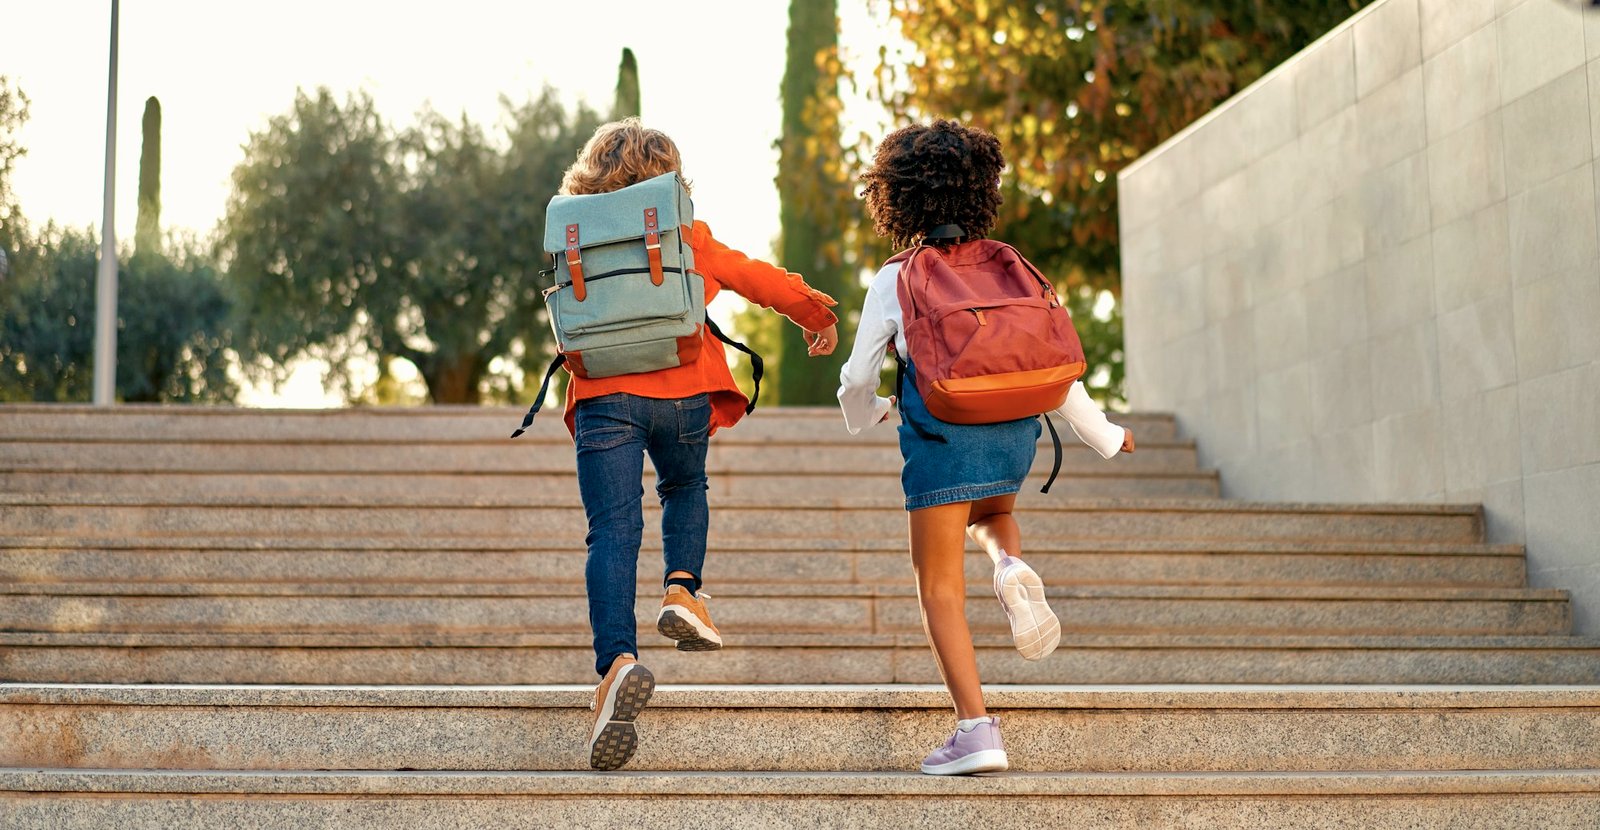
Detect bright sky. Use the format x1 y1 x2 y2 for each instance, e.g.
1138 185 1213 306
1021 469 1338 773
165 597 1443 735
7 0 895 404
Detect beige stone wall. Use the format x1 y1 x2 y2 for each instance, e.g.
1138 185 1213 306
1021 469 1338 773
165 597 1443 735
1119 0 1600 631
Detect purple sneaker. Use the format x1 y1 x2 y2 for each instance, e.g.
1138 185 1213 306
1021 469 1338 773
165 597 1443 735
994 554 1061 661
919 716 1010 775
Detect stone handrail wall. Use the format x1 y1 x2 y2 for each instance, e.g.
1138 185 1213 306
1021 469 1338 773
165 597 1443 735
1119 0 1600 630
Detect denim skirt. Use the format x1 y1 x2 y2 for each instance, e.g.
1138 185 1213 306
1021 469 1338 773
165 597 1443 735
897 361 1041 511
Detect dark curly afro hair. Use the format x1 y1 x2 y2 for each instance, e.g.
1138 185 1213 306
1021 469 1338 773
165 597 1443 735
860 120 1005 248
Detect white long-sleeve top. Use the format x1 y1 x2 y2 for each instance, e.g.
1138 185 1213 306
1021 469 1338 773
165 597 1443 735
836 261 1128 459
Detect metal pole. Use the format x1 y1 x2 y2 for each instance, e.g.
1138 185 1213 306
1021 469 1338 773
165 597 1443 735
93 0 120 405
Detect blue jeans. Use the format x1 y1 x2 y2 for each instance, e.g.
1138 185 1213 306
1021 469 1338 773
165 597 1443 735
573 392 711 676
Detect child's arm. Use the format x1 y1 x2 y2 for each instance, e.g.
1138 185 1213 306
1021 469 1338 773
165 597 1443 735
836 267 897 434
1053 381 1133 459
692 222 838 333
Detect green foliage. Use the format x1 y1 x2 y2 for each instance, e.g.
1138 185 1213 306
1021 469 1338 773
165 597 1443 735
774 0 864 405
220 87 601 403
0 76 30 254
0 226 94 400
136 97 162 258
872 0 1370 403
614 48 641 119
222 88 401 392
351 358 430 406
0 226 235 402
1065 285 1124 404
730 300 786 402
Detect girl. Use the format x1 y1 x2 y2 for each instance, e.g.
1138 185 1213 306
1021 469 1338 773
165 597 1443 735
560 118 840 771
837 120 1134 776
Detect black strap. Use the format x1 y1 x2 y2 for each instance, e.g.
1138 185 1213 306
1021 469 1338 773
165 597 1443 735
1039 412 1063 494
509 354 566 438
705 317 763 414
511 319 763 436
925 223 965 241
894 353 906 405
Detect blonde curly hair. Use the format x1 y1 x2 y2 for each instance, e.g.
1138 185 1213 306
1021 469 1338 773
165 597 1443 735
560 117 692 196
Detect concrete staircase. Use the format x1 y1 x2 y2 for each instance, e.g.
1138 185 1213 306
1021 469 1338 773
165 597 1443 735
2 405 1597 827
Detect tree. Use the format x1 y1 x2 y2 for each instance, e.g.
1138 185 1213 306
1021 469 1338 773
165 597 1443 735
136 96 161 257
0 76 29 255
873 0 1371 401
614 48 641 119
774 0 860 405
0 225 235 403
0 78 232 403
221 87 601 403
0 227 94 401
221 88 400 397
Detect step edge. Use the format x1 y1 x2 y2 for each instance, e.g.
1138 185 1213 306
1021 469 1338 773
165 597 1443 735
7 632 1597 649
4 768 1599 798
0 582 1570 602
5 682 1600 710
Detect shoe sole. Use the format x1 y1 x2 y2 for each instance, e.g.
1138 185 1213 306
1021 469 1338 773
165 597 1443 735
920 748 1010 775
657 607 723 652
995 562 1061 661
588 663 655 771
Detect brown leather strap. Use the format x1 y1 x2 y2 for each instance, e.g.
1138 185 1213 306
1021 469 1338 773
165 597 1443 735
643 207 664 286
564 223 586 301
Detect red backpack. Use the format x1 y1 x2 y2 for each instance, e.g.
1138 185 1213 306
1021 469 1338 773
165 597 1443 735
889 234 1087 494
891 237 1086 424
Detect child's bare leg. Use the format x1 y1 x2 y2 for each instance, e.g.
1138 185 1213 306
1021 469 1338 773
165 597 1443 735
966 494 1021 566
910 501 986 720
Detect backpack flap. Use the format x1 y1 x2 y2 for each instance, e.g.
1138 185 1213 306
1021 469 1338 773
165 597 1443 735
543 172 690 254
540 172 706 379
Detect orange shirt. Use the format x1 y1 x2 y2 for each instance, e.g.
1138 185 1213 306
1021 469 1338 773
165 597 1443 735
562 220 839 436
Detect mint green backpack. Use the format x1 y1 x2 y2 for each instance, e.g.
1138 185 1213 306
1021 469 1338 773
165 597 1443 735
511 172 761 437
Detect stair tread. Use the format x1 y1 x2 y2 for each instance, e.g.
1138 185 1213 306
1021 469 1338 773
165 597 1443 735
6 682 1599 709
9 631 1596 649
0 434 1191 446
4 768 1599 797
0 492 1484 514
0 535 1523 554
0 581 1566 601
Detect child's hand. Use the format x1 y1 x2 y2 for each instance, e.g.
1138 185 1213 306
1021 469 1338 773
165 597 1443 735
878 396 896 424
806 324 839 356
1120 428 1135 453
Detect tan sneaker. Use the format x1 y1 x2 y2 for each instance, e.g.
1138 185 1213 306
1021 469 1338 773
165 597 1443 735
656 585 723 651
588 656 655 770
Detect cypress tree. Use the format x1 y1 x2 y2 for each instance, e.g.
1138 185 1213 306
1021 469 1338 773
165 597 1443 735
775 0 852 405
136 96 161 257
613 48 640 119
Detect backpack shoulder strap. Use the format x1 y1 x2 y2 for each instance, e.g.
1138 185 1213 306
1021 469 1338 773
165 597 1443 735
1038 412 1064 494
890 245 944 320
705 318 764 415
510 354 567 438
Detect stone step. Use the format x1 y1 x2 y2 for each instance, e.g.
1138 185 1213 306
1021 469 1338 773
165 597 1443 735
0 437 1199 474
0 404 1183 443
3 684 1598 773
6 632 1598 684
0 537 1529 589
12 767 1600 830
3 769 1597 830
0 495 1485 543
1 582 1568 637
0 468 1222 499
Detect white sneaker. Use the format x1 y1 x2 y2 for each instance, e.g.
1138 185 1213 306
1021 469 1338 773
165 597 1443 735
993 554 1061 661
